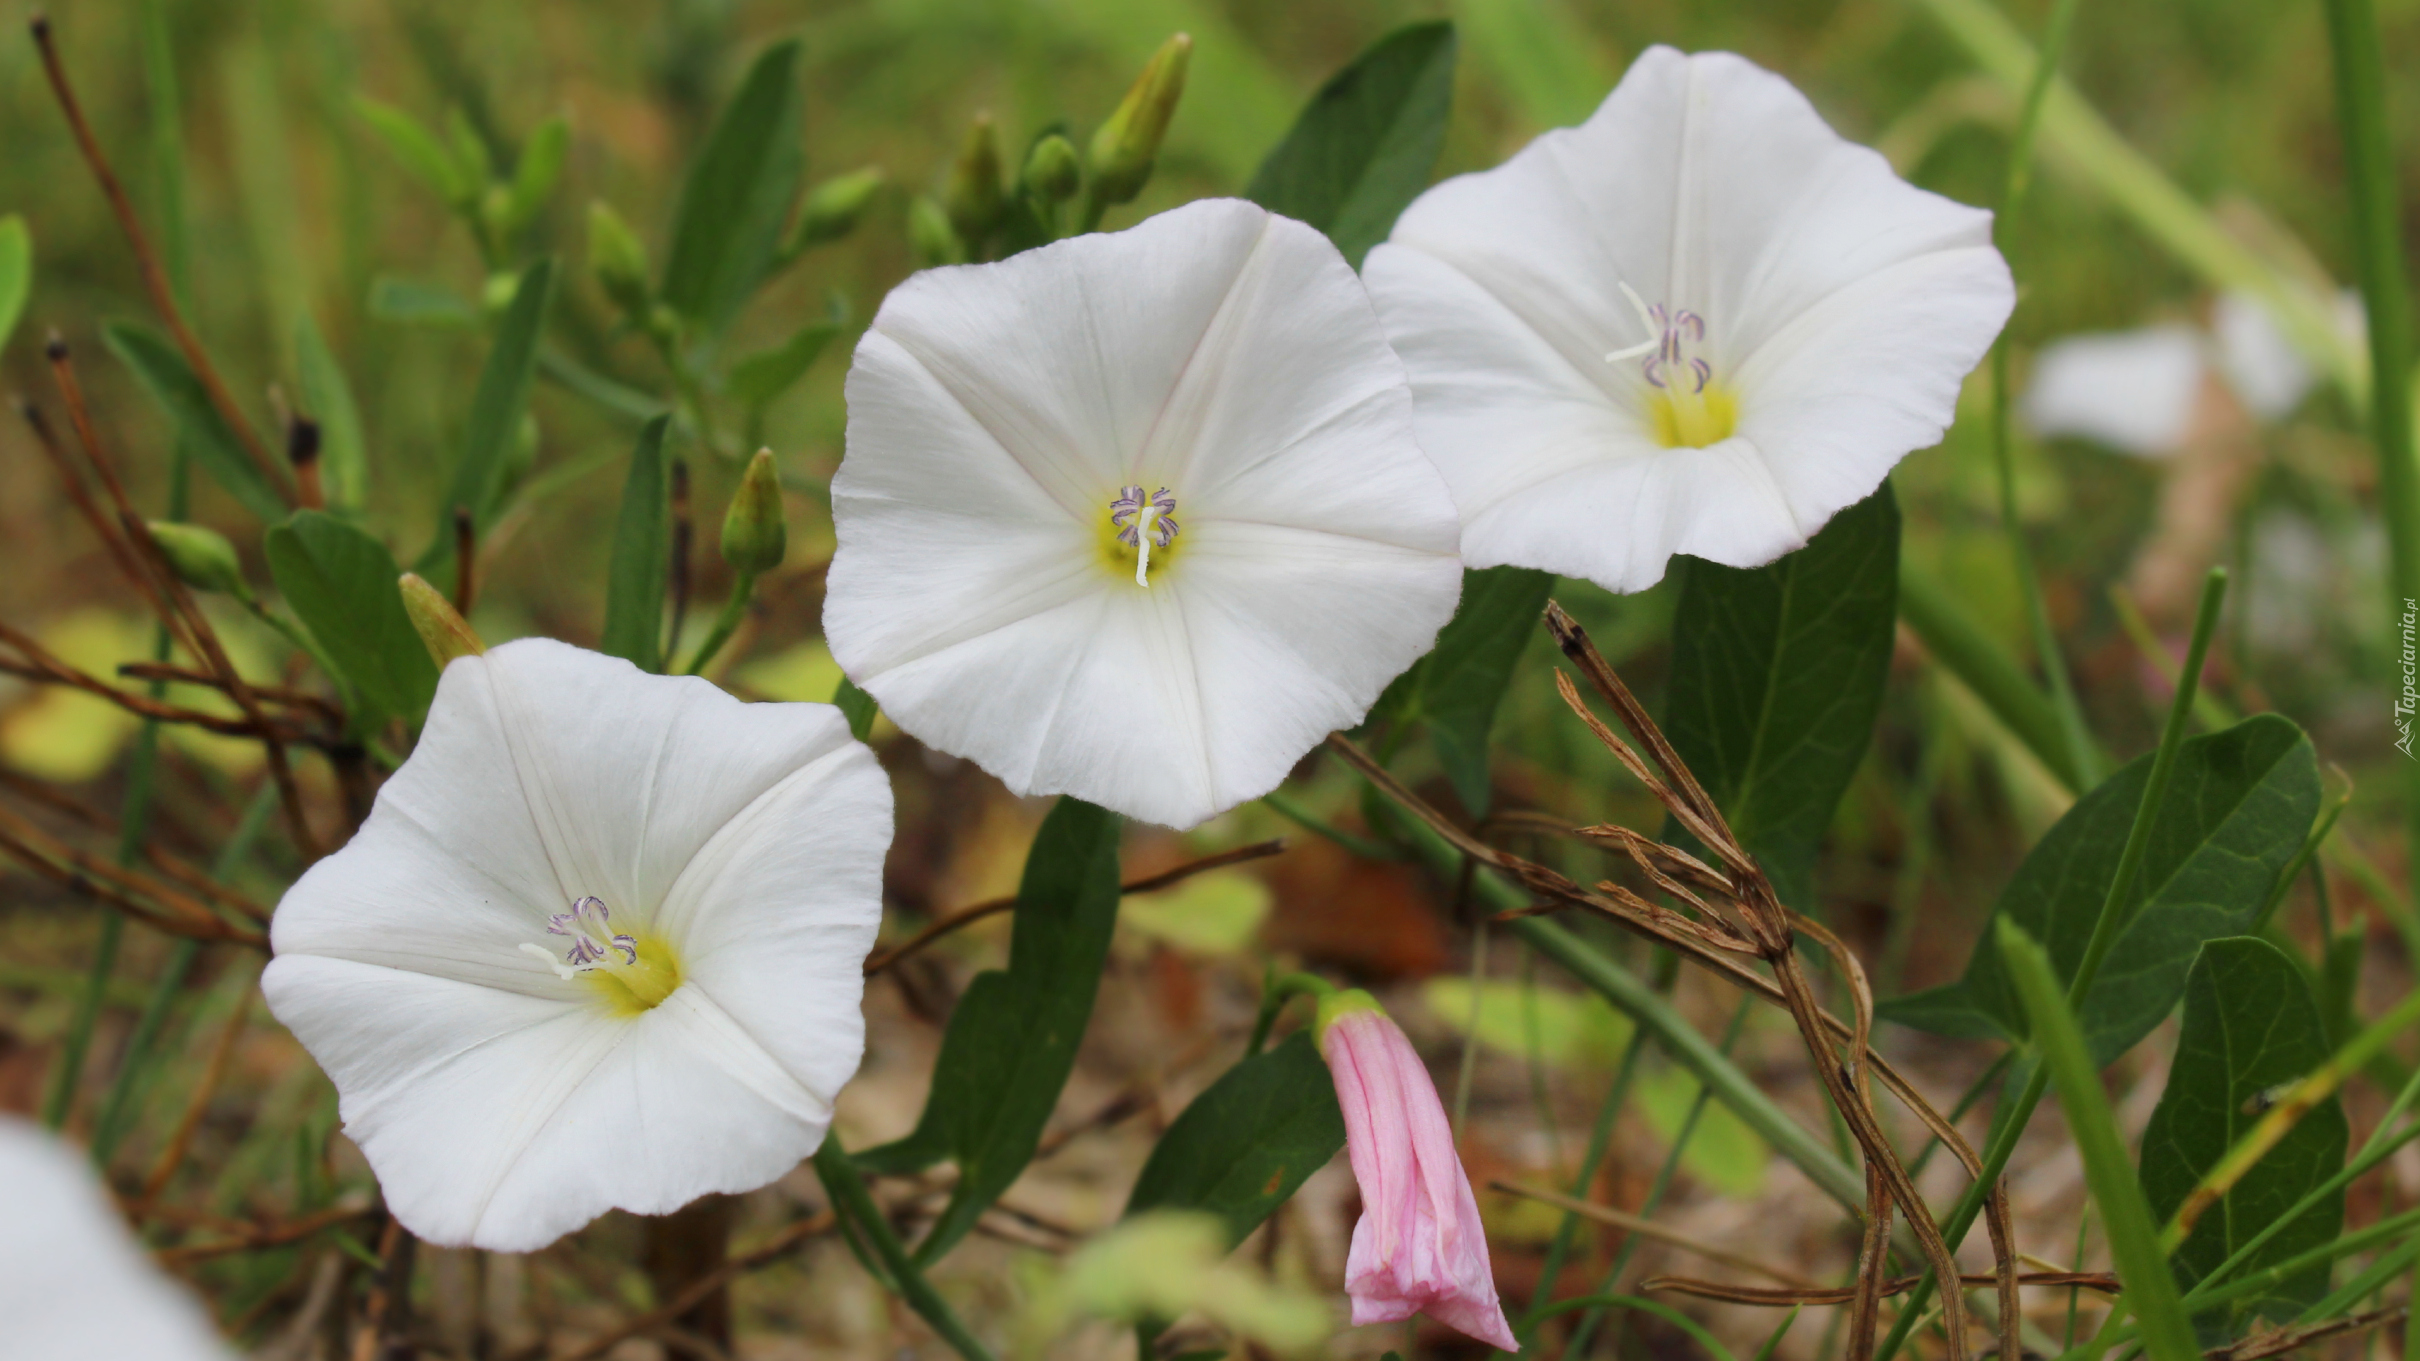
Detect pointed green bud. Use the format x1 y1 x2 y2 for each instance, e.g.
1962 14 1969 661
907 195 966 266
146 522 252 603
1022 134 1082 205
945 113 1007 244
792 167 886 250
1087 33 1191 207
587 201 652 317
399 572 485 667
720 449 788 576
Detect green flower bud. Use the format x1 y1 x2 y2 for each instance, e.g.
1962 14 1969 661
399 572 485 668
587 201 653 317
907 195 966 266
720 449 788 576
792 167 886 250
945 113 1006 244
146 522 252 603
1022 133 1082 205
1087 33 1191 208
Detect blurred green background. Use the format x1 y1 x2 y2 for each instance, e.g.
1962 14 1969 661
0 0 2411 1001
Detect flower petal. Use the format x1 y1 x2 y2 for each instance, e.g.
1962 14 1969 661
829 200 1460 827
0 1117 233 1359
260 956 836 1251
1367 45 2010 592
2019 323 2206 458
665 736 891 1106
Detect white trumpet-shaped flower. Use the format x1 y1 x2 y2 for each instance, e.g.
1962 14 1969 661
0 1117 233 1360
262 639 890 1252
824 198 1463 829
1363 46 2015 593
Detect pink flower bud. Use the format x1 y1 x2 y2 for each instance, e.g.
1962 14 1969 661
1318 994 1520 1351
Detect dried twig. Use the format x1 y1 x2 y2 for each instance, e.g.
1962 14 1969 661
152 1200 380 1266
2206 1307 2407 1361
1489 1182 1818 1288
29 14 288 498
0 802 265 945
1644 1272 2122 1306
0 636 313 742
549 1213 836 1361
863 838 1287 975
0 769 271 923
141 982 256 1201
43 340 321 860
117 661 344 722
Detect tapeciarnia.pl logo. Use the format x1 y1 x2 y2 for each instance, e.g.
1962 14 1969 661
2399 597 2418 759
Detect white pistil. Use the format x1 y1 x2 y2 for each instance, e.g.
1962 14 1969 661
1133 505 1159 586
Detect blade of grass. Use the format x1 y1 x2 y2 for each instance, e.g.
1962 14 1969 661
1878 569 2229 1361
2321 0 2420 885
1899 564 2098 794
1997 918 2200 1361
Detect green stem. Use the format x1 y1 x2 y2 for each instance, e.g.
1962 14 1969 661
1877 570 2228 1361
1244 969 1337 1055
1560 998 1753 1359
811 1140 995 1361
1991 343 2100 792
681 571 757 677
1260 790 1401 861
2322 0 2420 882
1900 563 2099 794
1521 1020 1652 1339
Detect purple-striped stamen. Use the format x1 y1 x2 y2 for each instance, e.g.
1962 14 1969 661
1108 485 1180 587
522 895 640 979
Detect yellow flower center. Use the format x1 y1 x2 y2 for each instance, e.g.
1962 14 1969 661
1606 284 1739 449
1650 382 1739 449
520 896 683 1015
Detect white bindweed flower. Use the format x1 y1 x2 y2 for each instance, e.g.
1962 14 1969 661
824 198 1463 829
0 1117 233 1360
1363 46 2014 593
262 639 890 1252
2025 291 2361 457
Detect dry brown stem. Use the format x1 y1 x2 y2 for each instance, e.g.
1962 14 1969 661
43 340 322 860
29 15 289 499
141 981 256 1201
549 1213 836 1361
1489 1181 1818 1287
863 838 1286 975
0 801 266 945
1645 1272 2122 1306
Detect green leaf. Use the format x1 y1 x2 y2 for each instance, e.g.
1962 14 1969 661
598 415 672 672
102 321 286 524
726 319 843 411
2139 937 2347 1338
354 97 472 207
1998 919 2205 1361
417 258 556 581
294 312 369 515
1123 1032 1345 1248
505 115 570 228
858 798 1123 1265
1664 483 1900 909
660 40 804 336
0 215 28 357
367 276 480 329
1244 21 1457 268
266 510 439 726
1880 714 2321 1063
834 676 878 742
1420 566 1553 813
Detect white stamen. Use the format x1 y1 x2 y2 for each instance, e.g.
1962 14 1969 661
519 942 579 981
1134 506 1159 587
